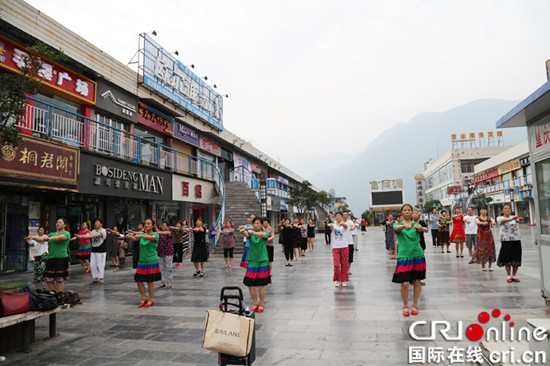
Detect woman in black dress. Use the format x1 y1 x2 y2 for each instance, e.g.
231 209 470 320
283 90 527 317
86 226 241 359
307 218 316 252
189 217 207 277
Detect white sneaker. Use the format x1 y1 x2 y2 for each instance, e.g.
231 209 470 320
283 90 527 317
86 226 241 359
289 262 293 266
334 281 340 287
342 282 348 287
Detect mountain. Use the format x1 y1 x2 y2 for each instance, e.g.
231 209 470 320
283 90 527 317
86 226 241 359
310 99 527 215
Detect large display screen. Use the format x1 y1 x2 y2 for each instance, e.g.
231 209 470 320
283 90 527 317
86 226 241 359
371 191 404 206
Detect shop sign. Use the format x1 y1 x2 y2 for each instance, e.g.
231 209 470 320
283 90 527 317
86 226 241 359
474 169 499 183
174 122 200 146
251 179 259 191
172 175 219 204
221 148 233 162
498 159 521 175
137 104 174 135
140 33 223 131
79 153 171 200
251 162 262 174
267 178 276 191
96 79 138 122
0 135 79 189
447 185 462 195
370 179 403 191
0 35 96 105
277 175 289 186
520 157 530 167
521 190 532 199
234 153 252 173
529 120 550 154
199 136 221 157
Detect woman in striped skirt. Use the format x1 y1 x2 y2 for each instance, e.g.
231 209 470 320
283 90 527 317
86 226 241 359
127 218 161 307
392 204 427 317
240 217 271 313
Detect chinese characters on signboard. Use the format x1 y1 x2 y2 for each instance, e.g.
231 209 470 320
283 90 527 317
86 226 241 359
0 36 96 104
141 34 223 131
0 135 79 189
199 136 221 157
370 179 403 191
137 104 174 135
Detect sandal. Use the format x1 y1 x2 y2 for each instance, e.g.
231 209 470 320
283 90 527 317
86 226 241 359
193 271 200 277
200 272 204 277
157 283 166 288
251 304 259 312
411 305 419 315
257 305 264 313
139 298 148 307
403 306 410 317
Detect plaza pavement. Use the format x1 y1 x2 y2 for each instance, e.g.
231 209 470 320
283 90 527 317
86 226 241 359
1 226 548 365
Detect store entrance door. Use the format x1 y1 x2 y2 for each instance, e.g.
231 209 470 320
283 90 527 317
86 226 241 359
0 203 28 273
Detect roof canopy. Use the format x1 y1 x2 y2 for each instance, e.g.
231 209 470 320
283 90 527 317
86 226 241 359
497 80 550 128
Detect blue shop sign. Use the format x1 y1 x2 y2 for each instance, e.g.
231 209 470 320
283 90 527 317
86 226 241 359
520 190 532 199
141 34 223 131
251 179 259 191
267 178 276 191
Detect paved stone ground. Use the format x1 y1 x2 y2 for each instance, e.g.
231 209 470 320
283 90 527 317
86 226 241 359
1 226 548 365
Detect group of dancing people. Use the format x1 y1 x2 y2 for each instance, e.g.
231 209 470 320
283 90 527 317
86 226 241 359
380 203 524 318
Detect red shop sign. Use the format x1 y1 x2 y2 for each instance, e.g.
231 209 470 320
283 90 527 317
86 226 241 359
447 185 462 195
474 168 499 183
137 104 174 135
0 135 79 189
0 35 96 105
199 136 221 157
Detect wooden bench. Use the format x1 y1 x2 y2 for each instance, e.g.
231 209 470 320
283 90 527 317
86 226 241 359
0 307 61 353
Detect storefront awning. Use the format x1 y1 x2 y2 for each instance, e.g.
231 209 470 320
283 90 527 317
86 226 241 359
497 80 550 128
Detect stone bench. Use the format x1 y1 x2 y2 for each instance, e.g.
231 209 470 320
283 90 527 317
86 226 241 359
0 307 62 353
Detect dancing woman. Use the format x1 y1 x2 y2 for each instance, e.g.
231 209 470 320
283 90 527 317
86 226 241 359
392 204 427 317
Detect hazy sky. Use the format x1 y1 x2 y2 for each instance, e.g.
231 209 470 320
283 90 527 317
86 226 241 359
25 0 550 176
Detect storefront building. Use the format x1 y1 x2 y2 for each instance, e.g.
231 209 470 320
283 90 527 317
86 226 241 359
0 136 79 272
497 80 550 304
172 174 221 229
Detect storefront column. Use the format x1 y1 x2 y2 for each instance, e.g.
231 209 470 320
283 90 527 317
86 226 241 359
529 199 536 225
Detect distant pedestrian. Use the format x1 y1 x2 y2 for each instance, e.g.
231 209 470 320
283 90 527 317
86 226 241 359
351 217 359 251
221 219 235 268
291 217 302 262
190 217 208 277
324 217 332 245
307 218 315 252
450 207 466 258
464 207 478 263
360 218 367 235
131 222 144 269
106 225 124 267
127 218 160 307
343 212 355 274
412 209 428 286
429 208 439 248
299 218 308 257
437 211 451 253
382 212 396 260
240 217 271 313
473 206 496 271
393 204 427 317
327 211 349 287
262 218 275 272
170 221 185 269
496 205 523 282
72 222 91 273
25 226 48 282
240 214 255 268
156 222 174 289
279 218 294 266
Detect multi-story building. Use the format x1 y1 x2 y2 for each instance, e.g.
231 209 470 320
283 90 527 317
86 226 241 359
0 1 316 273
472 140 533 223
422 146 509 209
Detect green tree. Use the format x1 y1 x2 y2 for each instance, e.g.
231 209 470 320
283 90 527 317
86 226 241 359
287 180 319 214
424 200 441 213
0 43 64 155
470 193 493 207
316 190 333 206
361 209 370 223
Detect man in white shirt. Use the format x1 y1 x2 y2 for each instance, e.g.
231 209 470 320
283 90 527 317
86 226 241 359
343 212 356 275
463 207 478 264
351 217 359 251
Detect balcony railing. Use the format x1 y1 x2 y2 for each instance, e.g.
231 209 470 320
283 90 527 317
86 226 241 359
18 96 216 181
